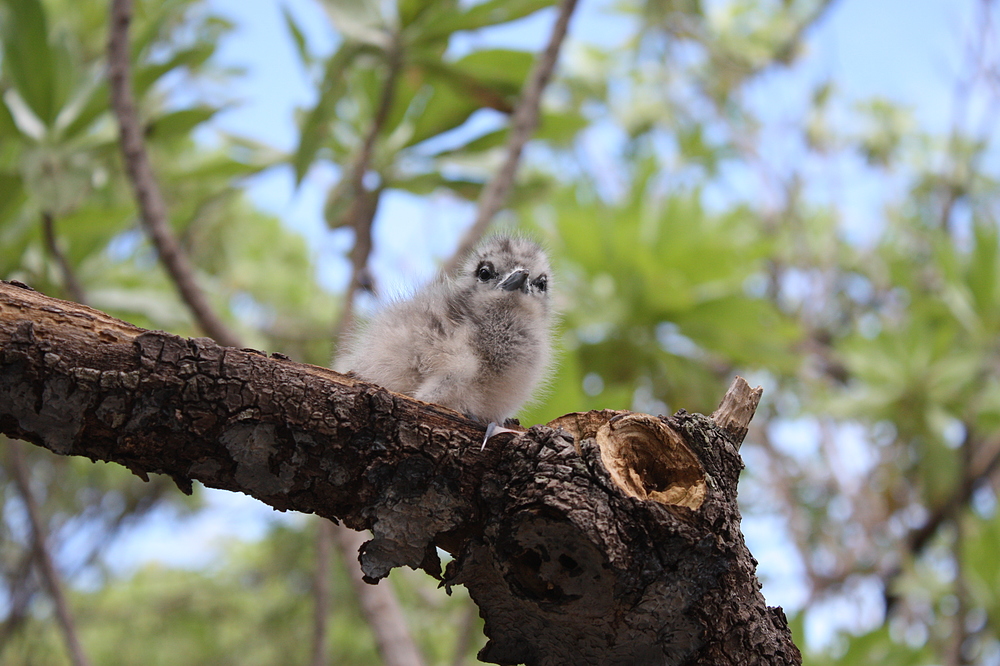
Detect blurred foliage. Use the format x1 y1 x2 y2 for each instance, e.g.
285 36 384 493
290 0 578 232
1 521 484 665
3 0 1000 664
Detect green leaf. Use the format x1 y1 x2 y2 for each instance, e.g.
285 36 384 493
0 88 18 138
414 49 533 114
320 0 391 48
88 286 192 331
823 623 933 666
505 172 553 208
450 49 535 90
129 0 193 60
182 155 266 181
535 110 589 147
147 107 220 142
387 172 482 200
404 77 481 148
133 45 215 98
56 204 134 265
412 0 554 44
1 0 58 126
427 111 586 159
964 510 1000 625
401 50 536 149
398 0 450 28
293 42 365 183
0 171 26 227
431 128 508 156
968 220 999 325
1 89 46 140
678 296 798 369
281 4 311 67
53 69 109 141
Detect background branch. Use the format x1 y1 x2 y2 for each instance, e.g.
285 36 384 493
0 549 35 655
310 519 332 666
334 527 424 666
330 40 403 350
6 440 92 666
882 437 1000 612
40 212 86 304
907 443 1000 555
107 0 241 348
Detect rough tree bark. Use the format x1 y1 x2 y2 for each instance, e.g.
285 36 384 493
0 281 801 666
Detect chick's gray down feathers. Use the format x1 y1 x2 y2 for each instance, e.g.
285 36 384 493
337 236 553 424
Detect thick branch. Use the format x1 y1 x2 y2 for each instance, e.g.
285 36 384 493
107 0 241 348
444 0 579 275
0 282 799 665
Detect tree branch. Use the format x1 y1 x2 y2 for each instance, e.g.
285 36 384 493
907 443 1000 556
310 519 332 666
107 0 241 348
881 437 1000 613
450 603 480 666
330 39 403 350
335 526 424 666
0 548 36 656
6 440 92 666
41 212 87 305
331 187 381 359
0 282 800 665
443 0 579 275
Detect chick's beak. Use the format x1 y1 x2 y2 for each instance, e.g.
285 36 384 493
498 269 529 292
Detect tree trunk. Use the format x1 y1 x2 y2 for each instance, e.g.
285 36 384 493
0 281 801 665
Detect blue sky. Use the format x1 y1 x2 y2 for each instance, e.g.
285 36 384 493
106 0 987 650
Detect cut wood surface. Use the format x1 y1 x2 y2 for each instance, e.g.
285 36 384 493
0 281 801 665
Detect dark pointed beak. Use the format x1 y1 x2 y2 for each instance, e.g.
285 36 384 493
499 269 529 292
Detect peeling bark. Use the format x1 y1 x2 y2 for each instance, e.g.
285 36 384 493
0 282 800 665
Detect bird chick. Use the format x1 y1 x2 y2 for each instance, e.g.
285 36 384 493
337 235 554 427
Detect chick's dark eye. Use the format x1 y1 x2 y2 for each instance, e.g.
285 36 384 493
533 276 547 292
476 264 494 282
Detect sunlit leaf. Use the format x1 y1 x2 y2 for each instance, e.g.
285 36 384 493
54 72 109 141
147 107 220 142
2 89 47 141
320 0 391 48
967 221 999 326
398 0 449 28
388 172 482 200
535 110 589 147
133 45 215 98
294 42 366 183
281 4 311 67
1 0 58 126
964 510 1000 630
411 0 554 44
